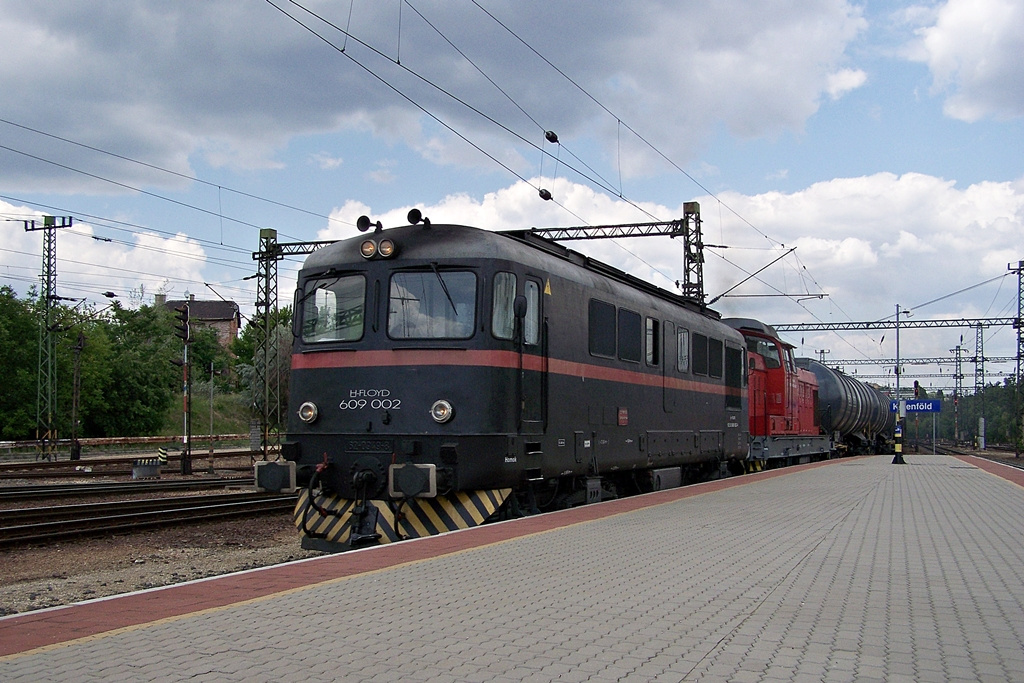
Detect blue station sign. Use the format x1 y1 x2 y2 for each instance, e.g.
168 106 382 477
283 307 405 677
890 399 942 413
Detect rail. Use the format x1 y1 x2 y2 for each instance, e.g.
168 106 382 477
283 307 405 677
0 492 298 547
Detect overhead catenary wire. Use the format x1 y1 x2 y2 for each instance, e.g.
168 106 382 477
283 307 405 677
268 0 645 225
7 3 806 314
0 117 349 233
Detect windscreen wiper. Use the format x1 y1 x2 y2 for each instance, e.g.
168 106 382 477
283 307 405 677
430 262 458 315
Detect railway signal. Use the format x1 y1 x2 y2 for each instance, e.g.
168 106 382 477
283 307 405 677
173 304 191 343
170 303 192 474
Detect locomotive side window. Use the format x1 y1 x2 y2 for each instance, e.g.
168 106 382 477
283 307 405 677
300 274 366 343
618 309 642 363
491 272 516 340
388 270 476 339
646 317 660 366
708 338 723 379
589 299 616 357
677 328 689 372
692 333 709 375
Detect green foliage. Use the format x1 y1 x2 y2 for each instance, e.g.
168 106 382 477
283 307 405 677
82 304 180 436
0 291 253 440
0 286 40 439
925 378 1022 446
231 305 292 366
230 307 293 423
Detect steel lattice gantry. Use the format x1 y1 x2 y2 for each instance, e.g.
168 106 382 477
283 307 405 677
526 201 706 303
820 355 1016 367
251 229 336 459
772 317 1017 332
775 314 1020 447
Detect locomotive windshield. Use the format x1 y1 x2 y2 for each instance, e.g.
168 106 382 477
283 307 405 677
388 270 476 339
746 336 782 369
300 274 366 343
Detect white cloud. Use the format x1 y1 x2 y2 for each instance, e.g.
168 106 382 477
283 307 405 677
912 0 1024 120
0 199 208 306
0 1 869 190
309 152 343 170
315 171 1022 366
826 68 868 99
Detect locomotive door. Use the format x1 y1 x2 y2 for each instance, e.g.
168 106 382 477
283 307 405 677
663 322 676 412
519 277 545 433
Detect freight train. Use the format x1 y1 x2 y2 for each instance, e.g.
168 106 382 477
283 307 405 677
281 212 893 551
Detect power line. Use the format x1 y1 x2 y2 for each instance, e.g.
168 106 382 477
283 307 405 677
0 143 278 234
0 117 350 231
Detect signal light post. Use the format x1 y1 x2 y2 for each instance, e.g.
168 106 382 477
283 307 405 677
174 304 192 475
892 304 907 464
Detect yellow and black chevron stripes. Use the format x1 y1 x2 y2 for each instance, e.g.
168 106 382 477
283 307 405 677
744 459 765 473
293 488 511 546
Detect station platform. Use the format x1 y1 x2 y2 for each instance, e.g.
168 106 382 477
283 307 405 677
3 453 1024 682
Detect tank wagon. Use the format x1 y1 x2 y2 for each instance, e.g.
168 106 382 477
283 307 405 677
283 213 748 551
795 357 895 454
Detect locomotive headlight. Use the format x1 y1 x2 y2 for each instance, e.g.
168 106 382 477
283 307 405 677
360 240 377 259
298 401 319 423
378 239 396 258
429 399 454 423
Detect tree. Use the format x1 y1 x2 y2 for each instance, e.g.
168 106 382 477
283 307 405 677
231 306 293 421
0 287 39 439
82 304 180 436
230 306 292 367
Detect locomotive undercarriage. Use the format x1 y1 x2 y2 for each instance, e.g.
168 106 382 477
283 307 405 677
290 431 736 552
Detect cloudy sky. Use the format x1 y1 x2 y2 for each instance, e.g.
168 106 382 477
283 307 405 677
1 0 1022 395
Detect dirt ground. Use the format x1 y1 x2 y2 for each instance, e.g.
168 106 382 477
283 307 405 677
1 512 323 617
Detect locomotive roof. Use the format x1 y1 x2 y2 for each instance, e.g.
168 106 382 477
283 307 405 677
301 223 717 318
723 318 785 342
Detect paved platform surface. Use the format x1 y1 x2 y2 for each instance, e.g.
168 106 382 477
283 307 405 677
2 453 1024 682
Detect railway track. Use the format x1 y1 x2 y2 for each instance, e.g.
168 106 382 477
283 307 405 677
0 477 254 503
0 491 298 547
931 443 1024 470
0 450 267 480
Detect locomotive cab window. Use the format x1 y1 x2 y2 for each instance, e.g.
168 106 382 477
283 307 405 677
300 274 366 343
388 270 476 339
491 272 516 340
746 337 781 369
491 273 540 345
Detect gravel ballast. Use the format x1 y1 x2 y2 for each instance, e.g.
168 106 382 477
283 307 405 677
1 513 323 617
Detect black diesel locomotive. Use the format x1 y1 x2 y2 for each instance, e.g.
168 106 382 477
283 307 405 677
283 212 752 550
